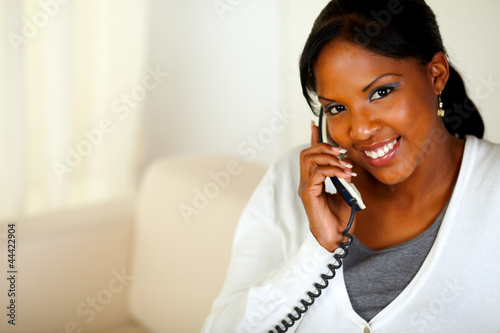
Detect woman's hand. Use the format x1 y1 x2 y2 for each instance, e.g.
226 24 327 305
298 122 356 252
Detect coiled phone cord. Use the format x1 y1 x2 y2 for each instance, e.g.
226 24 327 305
268 198 358 333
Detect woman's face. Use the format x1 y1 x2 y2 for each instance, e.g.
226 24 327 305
314 40 443 185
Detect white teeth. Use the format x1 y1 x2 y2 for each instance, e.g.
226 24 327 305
364 139 398 160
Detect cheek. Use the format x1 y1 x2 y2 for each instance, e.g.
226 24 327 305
326 115 351 147
386 91 436 137
397 97 437 142
389 99 438 178
392 102 417 135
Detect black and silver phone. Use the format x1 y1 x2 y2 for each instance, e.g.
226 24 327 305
269 109 365 333
318 108 366 211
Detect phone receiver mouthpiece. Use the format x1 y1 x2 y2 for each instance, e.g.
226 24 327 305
330 177 366 211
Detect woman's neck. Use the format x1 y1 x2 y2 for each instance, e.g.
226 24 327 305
360 129 464 206
352 128 465 249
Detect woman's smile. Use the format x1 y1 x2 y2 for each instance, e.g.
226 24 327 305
356 136 401 166
314 39 443 185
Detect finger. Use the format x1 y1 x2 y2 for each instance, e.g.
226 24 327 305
338 158 353 169
301 143 345 165
301 151 350 183
304 153 352 174
307 164 354 186
300 165 353 198
335 161 355 183
337 158 357 180
311 120 319 146
300 146 349 182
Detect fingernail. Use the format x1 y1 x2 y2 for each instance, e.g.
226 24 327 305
344 170 357 177
311 120 315 127
331 146 346 153
340 161 353 168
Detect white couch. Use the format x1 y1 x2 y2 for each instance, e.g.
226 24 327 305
0 155 266 333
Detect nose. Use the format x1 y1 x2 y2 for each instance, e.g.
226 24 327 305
348 107 383 141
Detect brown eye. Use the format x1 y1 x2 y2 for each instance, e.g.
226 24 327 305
369 83 399 101
325 104 346 115
371 87 392 101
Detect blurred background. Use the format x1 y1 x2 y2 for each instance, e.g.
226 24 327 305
1 0 500 220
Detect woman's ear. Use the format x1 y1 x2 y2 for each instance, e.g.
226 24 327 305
428 51 450 94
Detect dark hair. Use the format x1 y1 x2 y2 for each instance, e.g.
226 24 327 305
299 0 484 138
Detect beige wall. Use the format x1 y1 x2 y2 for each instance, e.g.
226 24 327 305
143 0 500 167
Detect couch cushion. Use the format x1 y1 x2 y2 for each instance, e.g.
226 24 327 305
128 155 265 332
89 322 150 333
0 198 136 333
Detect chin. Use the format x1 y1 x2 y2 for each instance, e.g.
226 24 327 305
367 163 415 186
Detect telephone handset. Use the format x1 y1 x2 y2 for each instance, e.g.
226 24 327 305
268 108 365 333
317 107 366 210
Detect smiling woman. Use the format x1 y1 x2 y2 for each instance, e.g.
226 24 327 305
314 42 455 185
202 0 500 332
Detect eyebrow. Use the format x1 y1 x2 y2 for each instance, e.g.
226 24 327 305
318 73 403 102
318 95 337 103
362 73 403 92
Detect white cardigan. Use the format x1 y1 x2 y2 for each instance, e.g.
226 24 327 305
202 136 500 333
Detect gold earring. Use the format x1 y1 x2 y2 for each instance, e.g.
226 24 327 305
437 92 445 117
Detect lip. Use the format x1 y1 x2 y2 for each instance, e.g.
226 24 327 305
356 137 400 152
357 137 401 167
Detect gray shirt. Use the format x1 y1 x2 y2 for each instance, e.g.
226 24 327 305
343 203 448 322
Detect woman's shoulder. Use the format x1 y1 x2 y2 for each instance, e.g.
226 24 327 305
465 135 500 166
461 136 500 190
469 135 500 148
